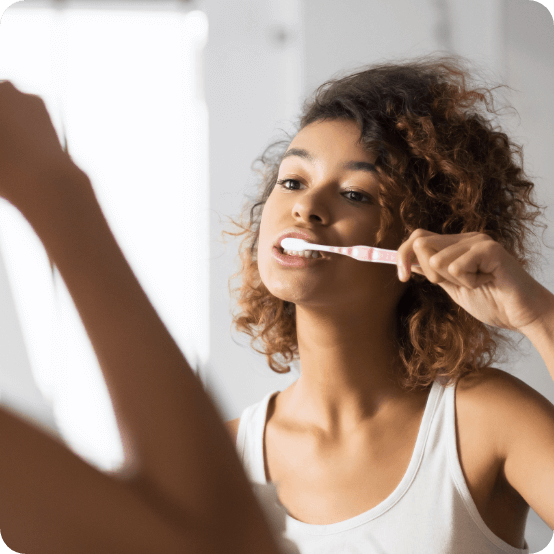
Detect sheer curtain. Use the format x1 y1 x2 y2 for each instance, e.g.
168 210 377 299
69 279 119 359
0 0 209 471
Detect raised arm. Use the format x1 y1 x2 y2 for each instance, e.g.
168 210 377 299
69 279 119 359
0 82 280 553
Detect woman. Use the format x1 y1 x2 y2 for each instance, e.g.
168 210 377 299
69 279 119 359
226 56 554 552
0 54 551 554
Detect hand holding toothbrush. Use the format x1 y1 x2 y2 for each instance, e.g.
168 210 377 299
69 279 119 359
396 228 554 334
283 230 554 334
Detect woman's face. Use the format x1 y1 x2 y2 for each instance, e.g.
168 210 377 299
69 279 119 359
258 118 406 309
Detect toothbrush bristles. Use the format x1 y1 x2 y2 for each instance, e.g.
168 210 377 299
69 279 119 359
281 238 311 251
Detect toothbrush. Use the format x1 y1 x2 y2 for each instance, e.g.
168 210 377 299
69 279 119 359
280 237 421 268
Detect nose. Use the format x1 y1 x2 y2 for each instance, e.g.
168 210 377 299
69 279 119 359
292 185 331 225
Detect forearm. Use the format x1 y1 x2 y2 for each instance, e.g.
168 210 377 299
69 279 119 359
18 164 273 541
0 405 189 554
520 288 554 382
0 404 282 554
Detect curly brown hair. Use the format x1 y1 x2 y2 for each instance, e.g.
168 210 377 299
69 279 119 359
224 54 548 390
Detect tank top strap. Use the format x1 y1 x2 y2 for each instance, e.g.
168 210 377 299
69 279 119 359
441 378 530 553
236 389 279 483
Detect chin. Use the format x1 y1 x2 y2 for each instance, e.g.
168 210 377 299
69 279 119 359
258 270 295 301
263 278 325 307
262 279 296 303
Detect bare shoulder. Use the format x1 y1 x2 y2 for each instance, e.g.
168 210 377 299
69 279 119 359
455 368 521 460
226 418 241 444
456 367 554 436
456 367 554 414
456 368 554 528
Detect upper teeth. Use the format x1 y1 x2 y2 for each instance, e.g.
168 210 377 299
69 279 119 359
283 249 321 258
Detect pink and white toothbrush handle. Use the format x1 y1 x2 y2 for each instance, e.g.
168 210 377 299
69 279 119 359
328 245 421 268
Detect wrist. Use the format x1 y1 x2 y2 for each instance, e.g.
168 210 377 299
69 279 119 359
16 162 107 269
519 289 554 341
518 291 554 382
17 161 94 225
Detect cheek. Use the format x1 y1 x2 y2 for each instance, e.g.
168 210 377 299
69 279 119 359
257 244 271 287
259 200 274 243
257 207 274 284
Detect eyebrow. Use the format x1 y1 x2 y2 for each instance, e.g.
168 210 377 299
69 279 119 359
281 147 377 173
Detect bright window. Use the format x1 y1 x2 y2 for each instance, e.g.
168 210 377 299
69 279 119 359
0 1 209 471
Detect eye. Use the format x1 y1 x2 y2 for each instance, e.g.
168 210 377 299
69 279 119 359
276 178 303 191
343 189 372 203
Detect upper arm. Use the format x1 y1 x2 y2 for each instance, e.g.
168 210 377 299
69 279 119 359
226 417 241 445
0 405 201 554
480 370 554 529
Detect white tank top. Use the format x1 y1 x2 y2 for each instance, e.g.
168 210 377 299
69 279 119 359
235 379 529 554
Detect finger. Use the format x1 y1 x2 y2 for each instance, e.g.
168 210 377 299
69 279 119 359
397 229 434 281
446 245 495 289
0 80 17 89
397 230 480 282
425 241 475 288
397 230 453 281
410 236 468 286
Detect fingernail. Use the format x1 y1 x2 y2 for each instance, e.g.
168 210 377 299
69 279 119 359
398 264 407 281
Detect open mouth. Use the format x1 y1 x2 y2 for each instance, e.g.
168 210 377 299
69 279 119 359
277 245 323 259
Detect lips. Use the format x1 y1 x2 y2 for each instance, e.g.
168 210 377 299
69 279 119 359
273 229 317 250
272 245 324 268
271 228 328 268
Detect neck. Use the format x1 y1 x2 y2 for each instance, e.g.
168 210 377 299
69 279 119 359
287 301 418 436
